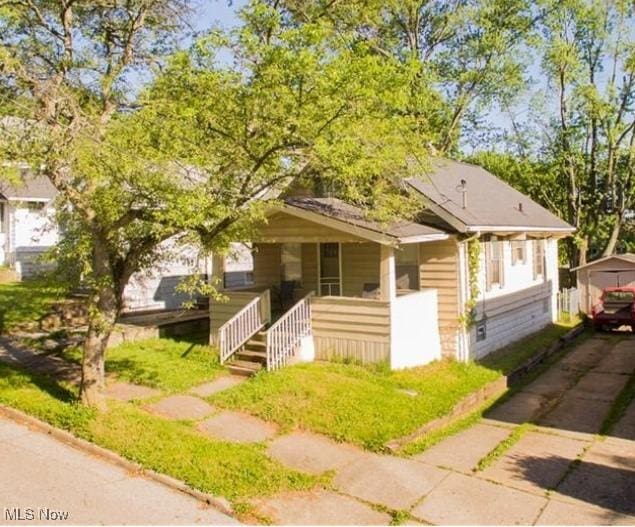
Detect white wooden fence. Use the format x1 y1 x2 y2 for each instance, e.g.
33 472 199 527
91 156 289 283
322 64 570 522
219 289 270 364
266 292 313 371
557 287 580 322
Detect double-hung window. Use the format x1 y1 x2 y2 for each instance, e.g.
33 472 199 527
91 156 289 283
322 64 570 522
485 240 505 291
533 239 545 279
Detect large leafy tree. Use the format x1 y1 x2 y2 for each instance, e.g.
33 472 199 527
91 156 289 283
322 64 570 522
0 1 423 406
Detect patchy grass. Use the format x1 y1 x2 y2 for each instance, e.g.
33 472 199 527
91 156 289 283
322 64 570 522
475 423 532 471
479 319 582 375
0 361 319 502
62 337 225 392
211 359 500 451
0 279 67 334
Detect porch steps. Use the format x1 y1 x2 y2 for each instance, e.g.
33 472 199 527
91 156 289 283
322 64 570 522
227 331 267 376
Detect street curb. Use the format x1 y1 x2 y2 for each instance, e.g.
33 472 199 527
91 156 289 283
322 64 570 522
0 404 235 517
386 323 585 453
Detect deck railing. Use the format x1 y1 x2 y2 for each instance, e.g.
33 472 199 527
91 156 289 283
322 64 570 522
266 292 313 371
219 289 270 364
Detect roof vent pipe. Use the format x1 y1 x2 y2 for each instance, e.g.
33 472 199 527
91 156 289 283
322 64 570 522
457 179 468 209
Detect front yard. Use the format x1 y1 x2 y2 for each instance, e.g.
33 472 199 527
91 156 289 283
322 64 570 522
0 278 585 513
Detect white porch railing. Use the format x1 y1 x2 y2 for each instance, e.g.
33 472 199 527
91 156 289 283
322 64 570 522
266 292 314 371
219 289 270 364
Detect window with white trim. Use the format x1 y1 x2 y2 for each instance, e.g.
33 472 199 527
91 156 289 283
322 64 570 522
533 239 545 279
511 240 526 265
485 240 504 291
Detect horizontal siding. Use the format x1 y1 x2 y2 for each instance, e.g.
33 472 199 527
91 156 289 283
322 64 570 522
419 239 460 357
252 243 280 290
255 212 365 243
311 297 390 363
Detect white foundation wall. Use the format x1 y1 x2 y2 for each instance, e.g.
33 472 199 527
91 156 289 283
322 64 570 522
390 289 441 369
468 238 560 360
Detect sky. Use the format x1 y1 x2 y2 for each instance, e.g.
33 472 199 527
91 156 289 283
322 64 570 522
195 1 245 32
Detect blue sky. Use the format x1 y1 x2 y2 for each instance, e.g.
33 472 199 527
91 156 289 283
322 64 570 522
195 1 245 31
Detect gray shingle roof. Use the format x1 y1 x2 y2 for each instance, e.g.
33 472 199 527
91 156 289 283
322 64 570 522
406 158 575 233
0 173 57 201
284 197 447 242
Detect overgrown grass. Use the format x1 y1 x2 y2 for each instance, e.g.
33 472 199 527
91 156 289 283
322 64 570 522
0 279 67 334
211 359 500 451
62 337 225 392
0 361 319 502
479 319 582 375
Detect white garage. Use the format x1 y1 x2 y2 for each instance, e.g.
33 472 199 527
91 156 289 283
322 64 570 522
574 254 635 314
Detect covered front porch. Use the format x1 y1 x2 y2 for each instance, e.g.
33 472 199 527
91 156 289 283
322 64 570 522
209 199 449 372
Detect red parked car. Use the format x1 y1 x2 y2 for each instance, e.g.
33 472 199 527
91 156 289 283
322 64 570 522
592 287 635 332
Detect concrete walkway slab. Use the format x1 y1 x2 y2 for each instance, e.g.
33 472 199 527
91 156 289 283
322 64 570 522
267 431 364 474
0 416 236 525
198 411 277 443
538 393 612 435
413 423 511 473
556 440 635 515
536 498 635 525
568 372 629 402
145 395 216 421
0 419 31 442
485 392 548 425
334 453 448 510
480 430 587 494
412 471 546 525
189 376 245 397
252 490 391 525
105 381 160 401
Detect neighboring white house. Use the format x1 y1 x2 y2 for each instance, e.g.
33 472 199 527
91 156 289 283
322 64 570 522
0 173 58 277
1 174 254 312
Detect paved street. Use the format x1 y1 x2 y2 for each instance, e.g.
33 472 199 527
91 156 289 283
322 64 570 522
0 418 238 525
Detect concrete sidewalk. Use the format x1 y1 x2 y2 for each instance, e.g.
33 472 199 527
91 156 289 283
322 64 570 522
0 416 238 525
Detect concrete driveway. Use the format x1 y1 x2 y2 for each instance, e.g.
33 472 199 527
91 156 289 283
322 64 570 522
253 333 635 525
0 417 238 525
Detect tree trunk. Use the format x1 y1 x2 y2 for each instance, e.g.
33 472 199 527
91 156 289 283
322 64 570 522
602 211 624 257
80 239 120 408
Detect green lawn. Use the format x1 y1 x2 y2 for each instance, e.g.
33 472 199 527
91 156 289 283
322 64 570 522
0 361 319 503
211 360 500 451
478 319 582 375
0 279 67 333
63 337 225 393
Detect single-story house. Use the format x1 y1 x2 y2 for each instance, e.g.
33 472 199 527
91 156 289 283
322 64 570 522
573 253 635 314
210 158 575 375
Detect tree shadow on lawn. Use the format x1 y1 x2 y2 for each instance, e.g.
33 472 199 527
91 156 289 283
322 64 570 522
0 360 79 405
105 358 161 388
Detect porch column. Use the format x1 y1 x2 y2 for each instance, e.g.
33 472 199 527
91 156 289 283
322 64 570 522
379 244 396 301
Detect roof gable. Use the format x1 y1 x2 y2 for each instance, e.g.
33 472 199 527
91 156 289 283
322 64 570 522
572 253 635 271
0 174 57 201
406 158 574 233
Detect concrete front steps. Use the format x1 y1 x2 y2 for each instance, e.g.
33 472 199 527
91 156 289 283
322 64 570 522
227 331 267 376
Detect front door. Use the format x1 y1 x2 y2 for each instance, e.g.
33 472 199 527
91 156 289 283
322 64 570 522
319 242 341 296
